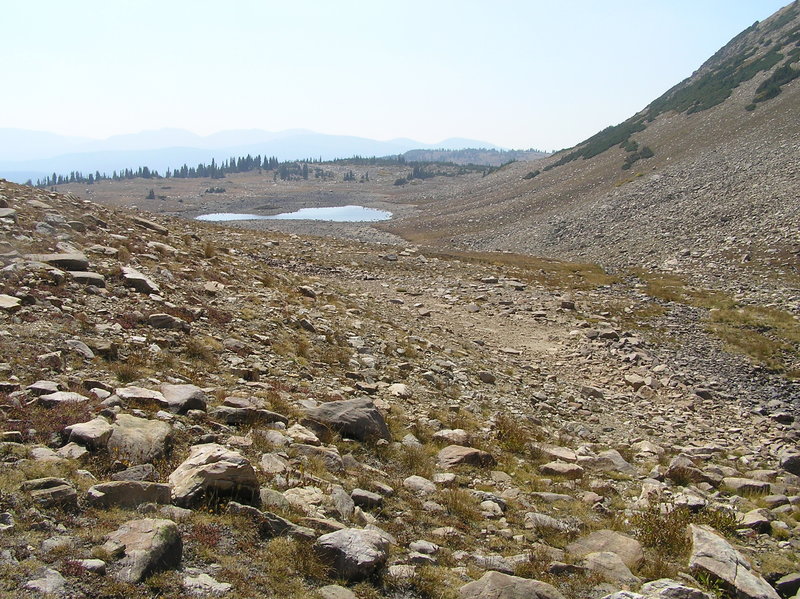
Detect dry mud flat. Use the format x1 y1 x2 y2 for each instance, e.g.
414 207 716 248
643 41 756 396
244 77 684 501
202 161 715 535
0 180 798 599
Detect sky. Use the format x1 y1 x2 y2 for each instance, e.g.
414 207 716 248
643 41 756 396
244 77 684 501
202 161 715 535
2 0 790 151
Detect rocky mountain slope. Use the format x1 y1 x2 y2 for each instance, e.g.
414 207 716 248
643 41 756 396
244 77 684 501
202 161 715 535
0 174 798 599
385 3 800 311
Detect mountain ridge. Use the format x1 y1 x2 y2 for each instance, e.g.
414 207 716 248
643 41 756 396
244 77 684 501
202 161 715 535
0 128 505 183
384 1 800 307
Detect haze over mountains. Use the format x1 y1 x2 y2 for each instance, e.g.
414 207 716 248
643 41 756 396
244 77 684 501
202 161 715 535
0 128 502 184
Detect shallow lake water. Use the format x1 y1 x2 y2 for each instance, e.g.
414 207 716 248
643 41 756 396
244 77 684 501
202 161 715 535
196 205 392 222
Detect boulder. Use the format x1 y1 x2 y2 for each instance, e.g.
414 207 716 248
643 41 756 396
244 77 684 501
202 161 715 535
21 477 78 510
437 445 496 469
121 266 160 294
69 271 106 287
183 570 232 596
403 475 437 495
314 527 392 582
566 530 644 569
26 252 89 270
38 391 89 408
107 414 172 465
0 294 21 311
24 567 66 594
209 406 288 426
159 383 207 413
540 461 584 479
581 551 640 586
64 417 113 450
779 452 800 476
722 477 770 495
148 313 190 332
87 481 171 508
432 429 470 445
103 518 181 583
639 578 714 598
688 524 779 599
226 501 314 540
304 398 390 442
169 443 259 507
459 571 565 599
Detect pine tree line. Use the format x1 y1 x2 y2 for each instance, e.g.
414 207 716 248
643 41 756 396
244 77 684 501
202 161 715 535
28 154 330 188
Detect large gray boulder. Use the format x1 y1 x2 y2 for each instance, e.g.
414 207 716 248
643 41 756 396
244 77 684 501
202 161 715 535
304 398 390 442
103 518 181 583
169 443 259 507
107 414 172 465
87 481 171 508
314 527 392 581
459 571 565 599
688 524 779 599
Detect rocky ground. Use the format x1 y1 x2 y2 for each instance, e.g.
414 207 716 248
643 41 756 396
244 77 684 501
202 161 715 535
0 179 798 599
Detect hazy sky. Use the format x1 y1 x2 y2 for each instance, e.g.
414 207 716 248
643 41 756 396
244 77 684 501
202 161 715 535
3 0 789 150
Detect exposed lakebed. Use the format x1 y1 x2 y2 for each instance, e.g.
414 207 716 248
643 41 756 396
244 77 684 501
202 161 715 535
196 205 392 222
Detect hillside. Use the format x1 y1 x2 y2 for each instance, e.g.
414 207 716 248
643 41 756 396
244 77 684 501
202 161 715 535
0 165 798 599
402 148 548 167
384 2 800 308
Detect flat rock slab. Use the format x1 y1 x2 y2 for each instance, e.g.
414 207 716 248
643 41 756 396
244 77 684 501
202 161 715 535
68 271 105 287
103 518 181 583
21 477 78 510
26 252 89 270
169 443 259 507
0 294 21 311
88 481 171 508
689 524 779 599
723 477 771 495
314 527 392 582
160 383 207 413
540 460 585 479
132 216 168 235
107 414 172 465
459 571 565 599
209 406 288 426
437 445 496 469
304 398 390 442
38 391 89 408
121 266 160 294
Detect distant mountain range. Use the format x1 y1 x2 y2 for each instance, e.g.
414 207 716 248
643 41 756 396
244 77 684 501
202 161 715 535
0 128 504 183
